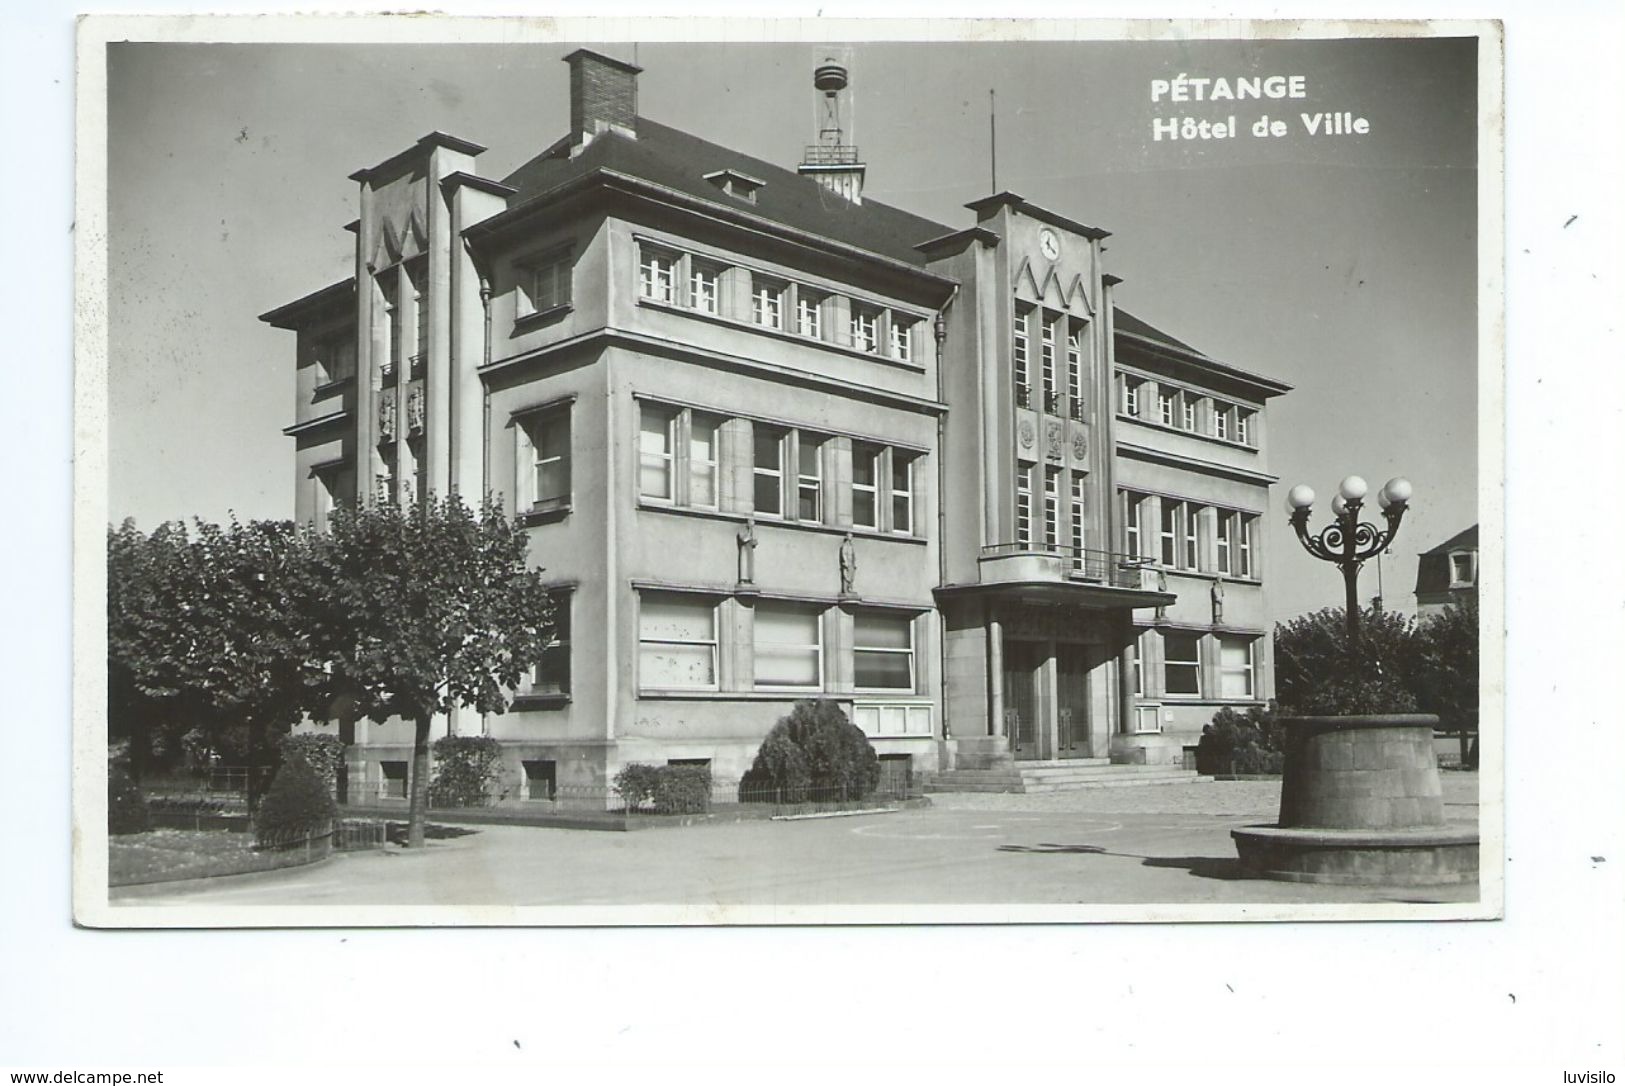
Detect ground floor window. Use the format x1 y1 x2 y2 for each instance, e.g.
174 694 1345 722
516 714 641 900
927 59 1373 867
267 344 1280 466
639 593 718 690
522 759 556 801
1218 636 1256 699
379 760 409 799
753 603 823 691
854 612 915 691
533 590 571 696
1163 631 1202 697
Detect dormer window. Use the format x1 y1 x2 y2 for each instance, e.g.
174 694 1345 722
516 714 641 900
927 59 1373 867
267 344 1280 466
703 168 765 204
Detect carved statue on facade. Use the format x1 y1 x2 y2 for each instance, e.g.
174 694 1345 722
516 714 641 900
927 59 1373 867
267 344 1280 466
1155 566 1169 623
406 385 425 435
737 516 758 585
1211 576 1226 623
839 532 857 596
378 395 397 442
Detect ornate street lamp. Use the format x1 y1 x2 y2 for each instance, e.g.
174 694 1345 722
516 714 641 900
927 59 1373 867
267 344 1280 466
1286 474 1413 646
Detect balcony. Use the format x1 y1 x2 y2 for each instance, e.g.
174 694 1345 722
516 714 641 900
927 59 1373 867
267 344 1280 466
1015 383 1032 409
1044 389 1061 415
941 543 1173 610
980 542 1153 589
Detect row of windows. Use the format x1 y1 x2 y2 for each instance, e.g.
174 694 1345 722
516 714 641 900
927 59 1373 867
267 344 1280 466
639 242 922 361
1013 306 1089 419
639 592 917 694
1013 465 1090 565
1123 491 1259 577
1133 629 1258 700
637 402 919 534
1118 373 1257 447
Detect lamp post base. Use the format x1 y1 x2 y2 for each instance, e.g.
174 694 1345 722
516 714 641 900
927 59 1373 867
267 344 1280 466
1231 823 1479 885
1231 714 1480 886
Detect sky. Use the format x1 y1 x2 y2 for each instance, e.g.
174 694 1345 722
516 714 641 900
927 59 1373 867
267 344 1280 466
105 35 1480 623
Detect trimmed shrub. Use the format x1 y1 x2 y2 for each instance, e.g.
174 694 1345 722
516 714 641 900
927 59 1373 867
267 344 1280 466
742 700 879 803
1196 705 1283 776
108 761 150 836
278 733 346 796
612 763 662 811
653 765 712 814
255 757 338 847
427 735 504 808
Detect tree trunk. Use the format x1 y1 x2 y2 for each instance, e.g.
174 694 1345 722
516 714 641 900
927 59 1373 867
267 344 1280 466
407 714 432 848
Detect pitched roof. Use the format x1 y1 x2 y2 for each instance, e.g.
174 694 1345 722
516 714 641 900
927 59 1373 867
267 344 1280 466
1414 524 1479 596
1114 307 1205 357
1420 524 1479 557
497 119 953 267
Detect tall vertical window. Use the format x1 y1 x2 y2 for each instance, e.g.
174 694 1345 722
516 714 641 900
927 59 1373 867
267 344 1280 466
890 317 913 361
638 593 717 690
534 590 572 697
1132 631 1146 696
1043 467 1061 549
752 277 785 329
1183 502 1199 570
411 271 428 374
854 612 915 691
1238 514 1256 577
1066 325 1084 414
1040 317 1058 404
753 604 823 690
1214 402 1231 440
639 246 678 303
753 425 786 517
1216 512 1234 574
1160 499 1179 567
850 304 879 353
314 332 355 387
1237 408 1255 446
689 412 719 508
1069 473 1086 569
519 407 571 512
524 248 573 314
1124 491 1145 558
1159 386 1179 427
797 435 823 522
852 442 881 530
1120 374 1143 416
689 261 721 314
891 454 914 535
1219 637 1256 699
380 276 400 380
1013 308 1031 400
1016 466 1034 547
1181 396 1197 432
638 404 676 501
797 290 824 338
1163 631 1202 697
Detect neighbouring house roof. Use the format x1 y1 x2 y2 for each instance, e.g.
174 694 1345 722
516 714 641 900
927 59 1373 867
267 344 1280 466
258 278 356 329
1415 524 1480 596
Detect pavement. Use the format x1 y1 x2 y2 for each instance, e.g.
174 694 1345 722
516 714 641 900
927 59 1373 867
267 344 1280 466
112 774 1482 912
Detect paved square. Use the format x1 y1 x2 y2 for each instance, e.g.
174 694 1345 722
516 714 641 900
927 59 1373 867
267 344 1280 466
115 776 1481 910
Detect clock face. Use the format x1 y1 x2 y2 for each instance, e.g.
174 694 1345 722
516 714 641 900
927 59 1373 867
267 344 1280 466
1039 228 1061 260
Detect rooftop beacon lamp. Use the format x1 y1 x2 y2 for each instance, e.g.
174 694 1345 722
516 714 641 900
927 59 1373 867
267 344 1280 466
1231 472 1477 887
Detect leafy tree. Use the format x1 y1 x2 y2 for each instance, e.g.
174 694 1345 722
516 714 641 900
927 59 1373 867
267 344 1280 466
303 494 553 847
1413 597 1479 766
1273 605 1419 715
107 517 326 793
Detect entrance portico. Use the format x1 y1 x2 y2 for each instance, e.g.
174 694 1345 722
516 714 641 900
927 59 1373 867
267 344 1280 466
937 548 1174 769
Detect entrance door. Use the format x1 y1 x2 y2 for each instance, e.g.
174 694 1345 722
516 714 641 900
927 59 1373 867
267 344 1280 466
1004 641 1042 761
1056 643 1091 758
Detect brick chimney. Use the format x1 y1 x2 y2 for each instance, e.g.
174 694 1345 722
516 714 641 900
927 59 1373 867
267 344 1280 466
565 49 641 149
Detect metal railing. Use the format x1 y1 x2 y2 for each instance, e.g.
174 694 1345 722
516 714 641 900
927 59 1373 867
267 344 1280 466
335 775 921 818
1015 383 1032 408
980 542 1152 589
801 144 860 166
1069 400 1086 421
1044 389 1061 414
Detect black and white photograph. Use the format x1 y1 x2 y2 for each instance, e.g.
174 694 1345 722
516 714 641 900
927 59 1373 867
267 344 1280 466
75 21 1503 926
5 4 1625 1082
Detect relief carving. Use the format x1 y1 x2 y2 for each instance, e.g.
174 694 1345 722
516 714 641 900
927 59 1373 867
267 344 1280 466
1017 420 1036 449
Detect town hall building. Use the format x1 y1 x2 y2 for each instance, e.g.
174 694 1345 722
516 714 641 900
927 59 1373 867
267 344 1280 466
260 49 1291 799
